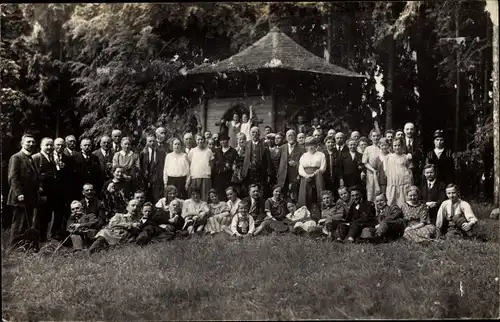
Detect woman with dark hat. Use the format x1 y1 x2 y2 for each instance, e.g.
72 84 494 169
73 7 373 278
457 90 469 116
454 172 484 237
298 136 326 220
425 129 455 185
212 133 238 200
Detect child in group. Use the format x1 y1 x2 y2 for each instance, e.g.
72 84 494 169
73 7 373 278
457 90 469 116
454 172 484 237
435 184 478 239
283 200 317 234
385 138 413 207
223 201 255 237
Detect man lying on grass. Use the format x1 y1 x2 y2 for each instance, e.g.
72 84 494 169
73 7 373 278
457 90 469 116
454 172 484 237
135 201 184 246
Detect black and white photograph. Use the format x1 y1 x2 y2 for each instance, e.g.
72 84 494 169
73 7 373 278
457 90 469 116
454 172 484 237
1 2 499 320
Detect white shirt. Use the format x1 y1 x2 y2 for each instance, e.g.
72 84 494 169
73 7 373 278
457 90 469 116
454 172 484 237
21 148 31 156
406 137 413 147
427 179 436 189
164 152 190 180
436 199 478 229
188 147 213 179
434 147 444 158
112 143 120 151
101 148 108 158
53 151 62 170
349 151 356 160
336 145 345 152
288 143 296 155
148 147 155 163
298 151 326 177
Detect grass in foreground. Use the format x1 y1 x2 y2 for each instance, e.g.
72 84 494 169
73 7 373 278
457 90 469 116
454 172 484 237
1 207 499 320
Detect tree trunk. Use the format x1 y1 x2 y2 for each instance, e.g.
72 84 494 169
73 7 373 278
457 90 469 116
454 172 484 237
454 7 461 151
385 36 395 131
492 6 500 207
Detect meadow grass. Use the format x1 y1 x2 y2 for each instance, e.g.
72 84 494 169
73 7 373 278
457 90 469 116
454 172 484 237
2 204 499 321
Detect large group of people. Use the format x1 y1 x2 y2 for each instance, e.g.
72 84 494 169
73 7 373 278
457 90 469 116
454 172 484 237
6 114 480 254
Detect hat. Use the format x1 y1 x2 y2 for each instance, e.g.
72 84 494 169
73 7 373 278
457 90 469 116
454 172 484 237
219 133 229 141
266 133 277 140
269 220 289 233
305 136 318 146
433 130 444 139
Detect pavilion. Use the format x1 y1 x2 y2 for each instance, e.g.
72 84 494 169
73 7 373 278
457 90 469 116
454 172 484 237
185 26 366 134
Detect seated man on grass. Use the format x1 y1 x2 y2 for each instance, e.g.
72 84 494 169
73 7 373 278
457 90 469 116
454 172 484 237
335 186 376 243
136 201 185 246
361 193 405 243
242 184 269 236
89 199 142 254
435 184 478 240
66 200 100 252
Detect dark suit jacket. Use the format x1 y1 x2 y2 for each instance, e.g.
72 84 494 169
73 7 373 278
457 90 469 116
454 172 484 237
32 152 57 199
345 200 377 226
402 137 423 181
7 151 40 207
72 152 103 194
340 151 364 188
323 149 341 187
277 143 305 187
139 147 166 188
93 149 114 182
419 180 446 204
242 196 266 223
335 145 349 160
242 140 271 180
80 197 107 227
425 149 455 184
63 148 77 158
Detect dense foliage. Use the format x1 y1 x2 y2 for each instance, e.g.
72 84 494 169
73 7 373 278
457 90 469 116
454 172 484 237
0 2 495 198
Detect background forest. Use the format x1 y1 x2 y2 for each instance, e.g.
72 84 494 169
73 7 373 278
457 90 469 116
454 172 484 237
0 2 496 200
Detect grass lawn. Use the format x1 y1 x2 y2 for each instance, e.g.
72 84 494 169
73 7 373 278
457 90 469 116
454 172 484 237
1 203 499 320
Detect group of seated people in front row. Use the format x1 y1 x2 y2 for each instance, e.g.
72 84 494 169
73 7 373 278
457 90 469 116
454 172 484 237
65 180 478 254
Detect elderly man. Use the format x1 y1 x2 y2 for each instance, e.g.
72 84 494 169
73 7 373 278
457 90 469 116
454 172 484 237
53 137 74 230
73 138 103 194
277 130 305 200
183 132 194 154
67 200 100 251
242 126 272 191
334 132 349 160
402 122 423 184
80 183 107 227
139 134 165 202
93 135 114 184
350 131 361 142
32 138 58 242
7 134 41 249
64 135 77 157
155 127 169 154
111 129 122 154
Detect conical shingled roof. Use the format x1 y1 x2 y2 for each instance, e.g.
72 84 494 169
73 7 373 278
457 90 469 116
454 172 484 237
186 26 365 78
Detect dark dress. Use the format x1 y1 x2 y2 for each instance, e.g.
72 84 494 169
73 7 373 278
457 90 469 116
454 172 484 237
264 197 287 221
425 149 455 185
213 146 238 201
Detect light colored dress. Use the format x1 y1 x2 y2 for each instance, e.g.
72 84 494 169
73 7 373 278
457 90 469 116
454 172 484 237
227 198 241 216
205 201 231 233
401 202 436 242
385 153 413 207
298 151 326 215
362 145 381 202
240 122 251 141
112 150 140 176
95 213 139 245
286 206 317 232
227 121 241 148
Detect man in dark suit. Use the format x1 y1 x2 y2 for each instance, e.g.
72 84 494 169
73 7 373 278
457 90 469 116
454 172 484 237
139 134 165 203
242 126 272 193
402 122 423 185
63 135 77 157
111 129 122 155
7 134 41 248
340 139 365 189
32 138 58 242
93 135 114 184
323 135 341 200
277 130 305 200
336 186 376 242
73 138 103 195
80 183 107 227
242 184 268 234
334 132 349 160
420 164 446 225
53 137 74 238
155 126 170 154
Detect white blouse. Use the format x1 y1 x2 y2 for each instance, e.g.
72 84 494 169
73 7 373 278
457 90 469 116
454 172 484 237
227 198 242 216
188 147 213 179
298 151 326 177
164 152 190 181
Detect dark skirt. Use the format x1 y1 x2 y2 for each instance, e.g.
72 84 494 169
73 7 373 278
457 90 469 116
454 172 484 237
167 176 187 199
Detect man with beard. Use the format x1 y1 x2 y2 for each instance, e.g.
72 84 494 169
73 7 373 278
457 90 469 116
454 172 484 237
277 130 304 200
7 134 41 249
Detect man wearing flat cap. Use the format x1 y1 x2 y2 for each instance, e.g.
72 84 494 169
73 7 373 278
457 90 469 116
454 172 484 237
425 129 455 185
212 133 238 200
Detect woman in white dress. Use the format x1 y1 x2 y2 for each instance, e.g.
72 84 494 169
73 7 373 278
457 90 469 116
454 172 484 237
298 137 326 221
363 130 382 202
385 138 413 207
163 138 190 199
239 106 253 141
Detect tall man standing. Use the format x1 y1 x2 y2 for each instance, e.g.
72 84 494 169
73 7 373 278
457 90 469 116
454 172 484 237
402 122 423 185
32 138 58 242
111 129 122 154
277 130 304 200
155 127 169 154
140 134 165 203
53 137 73 237
64 135 77 157
7 134 40 248
242 126 271 193
73 138 103 195
93 135 114 184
